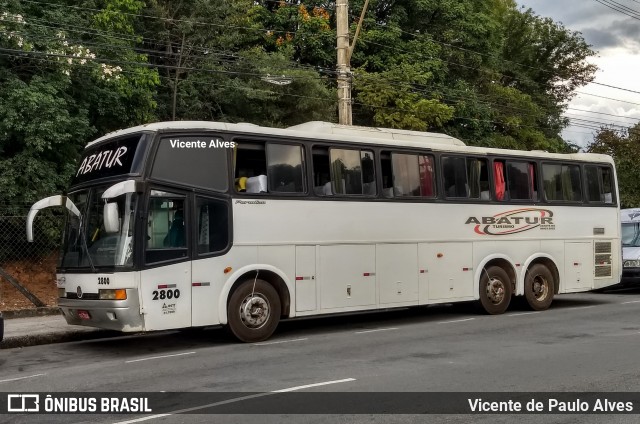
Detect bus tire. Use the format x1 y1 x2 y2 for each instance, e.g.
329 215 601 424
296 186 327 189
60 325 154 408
227 279 281 343
478 266 512 314
524 264 554 311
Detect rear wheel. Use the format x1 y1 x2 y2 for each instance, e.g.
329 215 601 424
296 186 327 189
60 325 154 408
524 264 554 311
227 279 281 343
478 266 512 314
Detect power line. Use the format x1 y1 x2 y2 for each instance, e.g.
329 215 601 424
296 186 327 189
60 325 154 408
594 0 640 20
575 90 640 107
0 47 331 82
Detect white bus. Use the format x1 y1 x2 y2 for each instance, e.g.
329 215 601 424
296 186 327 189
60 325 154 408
27 121 621 342
620 208 640 286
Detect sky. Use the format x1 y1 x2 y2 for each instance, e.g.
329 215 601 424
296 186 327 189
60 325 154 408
518 0 640 149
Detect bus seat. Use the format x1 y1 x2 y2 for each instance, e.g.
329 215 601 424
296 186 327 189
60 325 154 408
246 175 267 193
322 181 333 195
363 182 376 195
480 190 490 200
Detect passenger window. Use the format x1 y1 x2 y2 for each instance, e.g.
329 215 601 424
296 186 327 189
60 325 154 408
234 142 267 193
443 156 488 199
266 144 305 193
196 197 229 255
585 165 614 204
330 149 360 194
235 142 305 194
314 147 375 196
312 146 332 195
146 191 187 263
496 160 538 201
386 153 435 198
543 163 582 202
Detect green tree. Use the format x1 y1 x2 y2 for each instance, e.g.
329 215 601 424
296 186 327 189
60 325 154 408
587 124 640 208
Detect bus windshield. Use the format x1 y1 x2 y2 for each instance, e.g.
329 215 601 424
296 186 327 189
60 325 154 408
60 185 137 269
622 222 640 247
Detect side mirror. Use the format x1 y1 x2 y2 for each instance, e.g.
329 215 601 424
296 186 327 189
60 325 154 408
103 203 120 234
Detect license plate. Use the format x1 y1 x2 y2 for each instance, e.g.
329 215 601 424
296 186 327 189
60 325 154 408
77 310 91 320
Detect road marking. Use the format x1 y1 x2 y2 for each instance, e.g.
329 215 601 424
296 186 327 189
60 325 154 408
273 378 357 392
438 318 475 324
355 327 399 334
112 378 356 424
253 338 308 346
507 311 540 316
621 300 640 304
570 305 596 310
125 351 196 364
0 373 46 384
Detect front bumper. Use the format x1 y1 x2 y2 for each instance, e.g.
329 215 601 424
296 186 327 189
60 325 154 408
621 267 640 286
58 289 144 332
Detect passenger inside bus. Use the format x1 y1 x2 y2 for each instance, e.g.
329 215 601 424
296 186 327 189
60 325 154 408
163 209 185 248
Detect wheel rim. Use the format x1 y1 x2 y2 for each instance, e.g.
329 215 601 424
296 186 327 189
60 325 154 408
239 293 271 329
531 274 550 302
486 277 506 305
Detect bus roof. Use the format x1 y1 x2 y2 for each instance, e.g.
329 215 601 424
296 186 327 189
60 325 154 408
621 208 640 223
87 120 614 164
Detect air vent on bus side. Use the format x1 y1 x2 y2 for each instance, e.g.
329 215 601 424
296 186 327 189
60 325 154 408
594 241 612 278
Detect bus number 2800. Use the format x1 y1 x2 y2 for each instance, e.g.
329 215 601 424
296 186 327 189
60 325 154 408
152 289 180 300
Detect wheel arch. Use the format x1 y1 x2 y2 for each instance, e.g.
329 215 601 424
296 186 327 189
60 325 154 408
218 264 292 325
521 254 561 295
474 254 517 299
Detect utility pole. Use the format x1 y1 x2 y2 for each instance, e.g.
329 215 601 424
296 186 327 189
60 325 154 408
336 0 369 125
336 1 352 125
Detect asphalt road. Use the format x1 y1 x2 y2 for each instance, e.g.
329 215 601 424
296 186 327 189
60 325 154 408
2 287 640 424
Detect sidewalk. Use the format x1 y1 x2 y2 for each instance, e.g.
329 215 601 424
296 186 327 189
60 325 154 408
1 311 114 349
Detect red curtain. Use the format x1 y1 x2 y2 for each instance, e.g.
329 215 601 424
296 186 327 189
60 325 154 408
419 156 434 196
494 161 505 201
528 163 535 198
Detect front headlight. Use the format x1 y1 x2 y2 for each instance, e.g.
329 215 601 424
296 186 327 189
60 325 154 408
623 260 640 267
98 289 127 300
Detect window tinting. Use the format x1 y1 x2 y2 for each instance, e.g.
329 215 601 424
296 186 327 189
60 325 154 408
330 149 362 195
152 136 228 192
235 142 305 194
196 197 229 255
585 165 614 204
266 144 305 193
318 148 375 196
312 147 331 195
387 153 435 198
543 163 582 201
443 156 488 199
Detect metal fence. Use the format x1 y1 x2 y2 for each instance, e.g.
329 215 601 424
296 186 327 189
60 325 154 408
0 203 63 310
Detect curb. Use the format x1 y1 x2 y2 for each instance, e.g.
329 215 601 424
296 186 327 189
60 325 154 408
0 328 119 349
1 307 61 319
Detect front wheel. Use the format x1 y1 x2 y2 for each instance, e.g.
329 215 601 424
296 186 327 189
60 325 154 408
478 266 512 314
227 279 281 343
524 264 554 311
